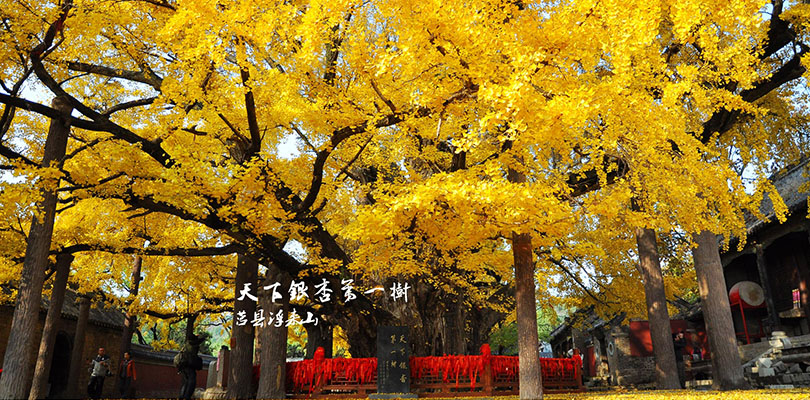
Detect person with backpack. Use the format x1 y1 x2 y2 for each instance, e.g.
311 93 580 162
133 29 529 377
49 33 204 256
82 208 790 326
174 334 204 399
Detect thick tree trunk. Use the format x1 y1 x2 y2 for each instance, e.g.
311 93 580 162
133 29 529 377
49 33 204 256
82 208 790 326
341 309 378 357
229 253 259 399
186 313 197 339
412 280 446 356
257 264 289 399
118 255 142 395
305 322 333 358
508 165 543 400
513 231 543 400
29 254 73 400
468 305 505 355
119 256 142 352
66 295 91 398
0 97 72 400
635 227 681 389
692 230 747 390
334 263 505 358
442 301 466 355
408 279 506 356
345 328 375 357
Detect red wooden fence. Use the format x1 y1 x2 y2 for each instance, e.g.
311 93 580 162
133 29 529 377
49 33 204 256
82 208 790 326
283 346 583 398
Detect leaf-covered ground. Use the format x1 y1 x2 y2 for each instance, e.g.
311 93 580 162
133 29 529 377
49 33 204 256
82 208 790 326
545 390 810 400
400 390 810 400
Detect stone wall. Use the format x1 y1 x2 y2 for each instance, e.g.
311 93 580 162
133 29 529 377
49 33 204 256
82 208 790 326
77 321 124 398
739 339 771 363
607 326 656 386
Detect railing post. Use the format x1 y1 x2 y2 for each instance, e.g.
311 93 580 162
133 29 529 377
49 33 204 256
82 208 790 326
573 350 583 390
312 348 327 396
483 357 493 395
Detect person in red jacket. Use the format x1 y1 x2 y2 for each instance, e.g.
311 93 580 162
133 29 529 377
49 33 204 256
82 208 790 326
118 352 137 398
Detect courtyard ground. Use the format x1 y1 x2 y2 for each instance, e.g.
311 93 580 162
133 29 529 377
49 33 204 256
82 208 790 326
394 390 810 400
546 390 810 400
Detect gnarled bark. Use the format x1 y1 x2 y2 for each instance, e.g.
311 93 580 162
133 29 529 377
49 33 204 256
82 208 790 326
118 254 143 396
229 253 259 399
692 230 747 390
507 164 543 400
257 264 290 399
635 227 680 389
305 322 333 358
0 97 72 400
512 231 543 400
29 254 74 400
66 295 91 398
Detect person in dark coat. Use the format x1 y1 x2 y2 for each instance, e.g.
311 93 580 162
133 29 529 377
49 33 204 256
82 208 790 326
174 334 204 399
118 351 137 398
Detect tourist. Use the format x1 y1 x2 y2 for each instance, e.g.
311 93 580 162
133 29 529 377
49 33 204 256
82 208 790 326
118 351 137 398
87 347 111 399
175 334 204 400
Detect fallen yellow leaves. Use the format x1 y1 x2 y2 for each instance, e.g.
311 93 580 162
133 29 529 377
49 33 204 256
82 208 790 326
393 391 810 400
550 390 810 400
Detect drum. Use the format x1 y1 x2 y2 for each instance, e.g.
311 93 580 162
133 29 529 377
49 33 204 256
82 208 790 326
729 281 765 307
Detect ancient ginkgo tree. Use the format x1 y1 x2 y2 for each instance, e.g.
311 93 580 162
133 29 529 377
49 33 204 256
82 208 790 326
1 0 809 399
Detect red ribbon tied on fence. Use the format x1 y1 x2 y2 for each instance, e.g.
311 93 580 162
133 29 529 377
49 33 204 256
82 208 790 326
284 346 582 395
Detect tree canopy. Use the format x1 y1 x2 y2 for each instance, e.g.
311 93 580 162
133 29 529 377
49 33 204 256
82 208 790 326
0 0 808 358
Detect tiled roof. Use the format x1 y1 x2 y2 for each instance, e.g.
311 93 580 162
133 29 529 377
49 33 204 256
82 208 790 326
746 157 810 234
549 306 624 342
41 289 126 329
129 342 217 367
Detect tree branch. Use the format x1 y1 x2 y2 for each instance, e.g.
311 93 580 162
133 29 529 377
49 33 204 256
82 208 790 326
240 66 262 158
102 97 157 116
0 142 38 167
290 123 317 153
64 61 163 90
56 242 243 257
295 86 477 216
544 254 612 306
699 44 808 143
0 93 175 167
24 8 175 168
370 79 396 113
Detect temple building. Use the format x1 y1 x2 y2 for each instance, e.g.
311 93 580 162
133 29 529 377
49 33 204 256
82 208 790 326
0 291 124 398
0 290 214 398
550 158 810 387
